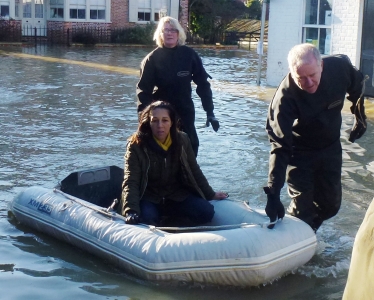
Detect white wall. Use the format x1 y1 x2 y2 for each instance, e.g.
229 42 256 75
266 0 364 87
332 0 364 67
266 0 304 87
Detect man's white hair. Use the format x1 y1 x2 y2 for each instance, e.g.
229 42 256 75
288 43 322 75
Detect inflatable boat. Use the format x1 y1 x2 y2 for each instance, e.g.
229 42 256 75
9 166 317 287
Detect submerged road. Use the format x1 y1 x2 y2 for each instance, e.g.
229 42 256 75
0 50 140 76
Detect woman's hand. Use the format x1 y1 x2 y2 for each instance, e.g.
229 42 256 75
212 192 229 200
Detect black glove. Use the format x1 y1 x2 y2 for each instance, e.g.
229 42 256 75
125 211 139 224
349 117 367 142
349 97 367 143
263 187 285 229
206 114 220 132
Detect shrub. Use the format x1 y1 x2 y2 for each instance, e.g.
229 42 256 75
72 31 98 45
111 23 155 45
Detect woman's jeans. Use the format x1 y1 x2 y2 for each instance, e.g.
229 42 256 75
139 194 214 226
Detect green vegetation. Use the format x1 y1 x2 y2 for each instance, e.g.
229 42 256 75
111 23 155 45
189 0 262 44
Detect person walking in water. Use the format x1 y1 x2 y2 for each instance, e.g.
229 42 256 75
264 43 366 232
136 16 220 157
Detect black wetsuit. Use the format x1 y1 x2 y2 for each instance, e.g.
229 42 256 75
266 55 364 230
136 45 214 156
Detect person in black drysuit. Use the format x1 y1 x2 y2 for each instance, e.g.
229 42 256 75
264 43 367 232
136 16 219 157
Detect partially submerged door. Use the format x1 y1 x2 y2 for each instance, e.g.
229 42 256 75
22 0 46 36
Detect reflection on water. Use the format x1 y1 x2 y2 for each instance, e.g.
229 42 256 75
1 45 374 300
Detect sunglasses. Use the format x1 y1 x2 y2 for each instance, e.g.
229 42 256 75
162 28 178 34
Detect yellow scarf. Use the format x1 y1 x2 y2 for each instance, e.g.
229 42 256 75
153 133 172 151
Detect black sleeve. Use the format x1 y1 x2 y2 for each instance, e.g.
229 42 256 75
345 59 365 111
136 54 156 114
266 81 298 193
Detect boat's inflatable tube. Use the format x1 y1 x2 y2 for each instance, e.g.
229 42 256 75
343 198 374 299
10 186 317 287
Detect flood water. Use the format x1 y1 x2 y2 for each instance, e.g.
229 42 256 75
1 44 374 300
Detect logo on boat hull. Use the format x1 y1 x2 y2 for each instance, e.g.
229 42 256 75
27 198 53 215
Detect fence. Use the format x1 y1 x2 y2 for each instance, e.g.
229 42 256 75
0 24 262 47
0 20 22 42
224 31 264 49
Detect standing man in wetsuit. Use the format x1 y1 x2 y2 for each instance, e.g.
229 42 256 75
264 43 367 232
136 16 219 157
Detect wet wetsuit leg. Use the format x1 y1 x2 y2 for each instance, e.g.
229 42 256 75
286 141 342 231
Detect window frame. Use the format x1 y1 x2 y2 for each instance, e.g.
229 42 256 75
302 0 333 55
0 4 9 17
69 8 85 19
50 0 64 19
90 8 105 20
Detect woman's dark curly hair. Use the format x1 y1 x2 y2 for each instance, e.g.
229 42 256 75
129 101 180 146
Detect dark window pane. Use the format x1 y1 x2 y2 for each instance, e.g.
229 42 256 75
35 3 43 18
78 9 85 19
1 5 9 17
305 27 318 46
90 10 97 19
70 9 77 19
98 10 105 19
305 0 318 24
319 0 332 25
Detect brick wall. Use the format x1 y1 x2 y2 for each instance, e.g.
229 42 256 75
111 0 129 29
46 1 189 43
47 21 111 44
111 0 188 30
179 0 188 30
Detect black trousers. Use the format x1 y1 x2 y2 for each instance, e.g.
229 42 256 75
179 114 199 157
286 140 342 231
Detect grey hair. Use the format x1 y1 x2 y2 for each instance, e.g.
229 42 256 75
153 16 186 47
287 43 322 74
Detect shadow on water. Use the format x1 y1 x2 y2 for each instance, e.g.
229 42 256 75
1 44 374 299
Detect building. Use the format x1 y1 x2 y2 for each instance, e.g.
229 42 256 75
266 0 374 97
0 0 188 38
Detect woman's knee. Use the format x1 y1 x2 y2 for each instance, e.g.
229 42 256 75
140 200 160 225
194 201 215 224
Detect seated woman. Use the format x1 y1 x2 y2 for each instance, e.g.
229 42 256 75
118 100 227 226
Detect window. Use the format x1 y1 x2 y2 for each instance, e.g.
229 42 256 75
138 0 150 21
51 7 63 18
69 0 85 19
90 9 104 19
50 0 63 18
154 0 167 19
303 0 332 55
23 0 31 18
35 0 43 18
90 0 105 20
0 5 9 17
137 11 150 21
70 8 85 18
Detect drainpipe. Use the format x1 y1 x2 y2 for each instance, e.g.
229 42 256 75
256 0 269 86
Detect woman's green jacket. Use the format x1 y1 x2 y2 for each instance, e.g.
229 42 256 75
119 132 215 215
